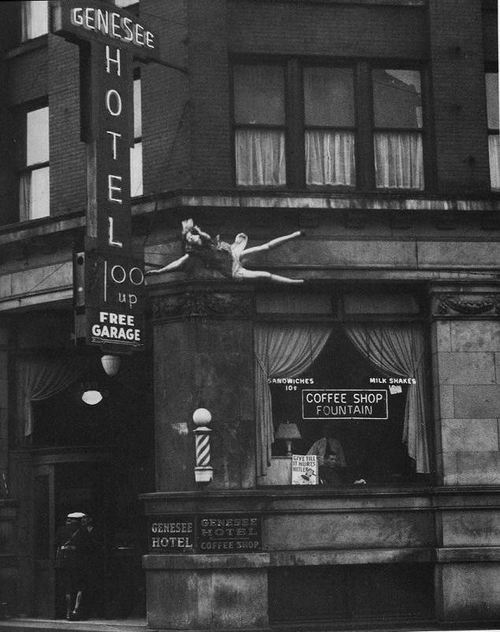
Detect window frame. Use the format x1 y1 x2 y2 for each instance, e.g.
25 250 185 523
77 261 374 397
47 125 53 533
231 61 288 189
20 0 48 43
130 70 143 197
255 287 434 489
231 57 431 193
369 64 427 192
302 62 357 190
17 101 50 222
485 68 500 191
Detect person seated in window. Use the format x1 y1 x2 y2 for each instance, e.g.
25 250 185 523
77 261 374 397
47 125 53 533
307 423 366 486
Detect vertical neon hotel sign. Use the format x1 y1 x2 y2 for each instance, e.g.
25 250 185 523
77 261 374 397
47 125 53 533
51 1 159 352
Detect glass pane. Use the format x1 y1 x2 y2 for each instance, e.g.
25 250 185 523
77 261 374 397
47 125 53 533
304 67 354 127
374 132 424 189
305 130 355 186
373 69 422 129
489 134 500 190
134 78 142 138
22 1 48 41
235 129 285 185
30 167 50 218
27 107 49 165
130 141 143 196
486 73 499 130
234 65 285 125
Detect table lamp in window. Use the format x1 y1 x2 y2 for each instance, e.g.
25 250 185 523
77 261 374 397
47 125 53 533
275 421 301 456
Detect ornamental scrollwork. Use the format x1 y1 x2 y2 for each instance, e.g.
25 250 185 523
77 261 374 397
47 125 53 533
435 294 500 317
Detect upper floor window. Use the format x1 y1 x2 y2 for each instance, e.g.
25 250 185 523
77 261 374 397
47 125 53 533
21 1 48 41
233 65 286 186
131 77 143 197
304 67 356 186
232 61 426 192
372 69 424 190
19 105 50 220
485 72 499 190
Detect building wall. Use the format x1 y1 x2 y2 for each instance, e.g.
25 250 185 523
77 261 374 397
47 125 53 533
428 0 490 194
0 0 498 627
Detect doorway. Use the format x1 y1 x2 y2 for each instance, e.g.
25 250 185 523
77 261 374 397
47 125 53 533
30 354 154 619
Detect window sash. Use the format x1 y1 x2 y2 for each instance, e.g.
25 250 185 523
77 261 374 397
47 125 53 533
235 128 286 186
21 1 48 41
19 166 50 220
130 141 143 197
374 131 424 190
26 107 49 166
489 133 500 190
305 130 356 186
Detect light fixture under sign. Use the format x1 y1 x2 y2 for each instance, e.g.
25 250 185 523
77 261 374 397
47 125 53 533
81 388 104 406
101 354 121 377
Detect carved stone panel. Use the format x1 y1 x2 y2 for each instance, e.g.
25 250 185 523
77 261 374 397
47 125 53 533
432 293 500 319
151 290 255 322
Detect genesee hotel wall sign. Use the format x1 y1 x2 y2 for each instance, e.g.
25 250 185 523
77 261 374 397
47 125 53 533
51 1 160 352
149 515 263 554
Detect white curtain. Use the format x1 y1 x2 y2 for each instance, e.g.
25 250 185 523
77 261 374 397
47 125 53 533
19 173 31 221
130 142 143 197
254 324 331 475
374 132 424 189
235 129 286 186
489 134 500 190
19 168 50 221
344 322 430 473
305 130 355 186
17 355 84 438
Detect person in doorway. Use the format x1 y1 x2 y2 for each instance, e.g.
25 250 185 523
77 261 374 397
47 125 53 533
55 512 97 620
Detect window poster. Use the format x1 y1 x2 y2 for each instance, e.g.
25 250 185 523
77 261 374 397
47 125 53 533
291 454 319 485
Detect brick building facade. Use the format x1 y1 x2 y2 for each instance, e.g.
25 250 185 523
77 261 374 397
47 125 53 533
0 0 499 629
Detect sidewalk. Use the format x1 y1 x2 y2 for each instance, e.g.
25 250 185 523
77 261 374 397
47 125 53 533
0 618 147 632
0 619 497 632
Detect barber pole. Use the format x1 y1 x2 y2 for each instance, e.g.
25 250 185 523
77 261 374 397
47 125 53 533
192 408 213 484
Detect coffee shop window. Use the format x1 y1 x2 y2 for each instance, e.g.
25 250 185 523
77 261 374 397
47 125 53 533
254 296 431 486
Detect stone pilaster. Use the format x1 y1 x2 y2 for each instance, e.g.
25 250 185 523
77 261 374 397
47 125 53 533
149 281 256 491
430 285 500 486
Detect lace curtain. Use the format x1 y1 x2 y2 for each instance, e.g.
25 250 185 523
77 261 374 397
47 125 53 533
235 129 286 186
489 135 500 190
305 130 355 186
254 323 331 476
343 322 430 473
17 355 84 438
374 132 424 189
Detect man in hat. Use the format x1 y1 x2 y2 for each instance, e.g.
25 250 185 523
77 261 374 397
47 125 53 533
55 512 96 620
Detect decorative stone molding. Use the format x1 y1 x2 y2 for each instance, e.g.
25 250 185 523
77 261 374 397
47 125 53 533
151 290 255 322
433 293 500 318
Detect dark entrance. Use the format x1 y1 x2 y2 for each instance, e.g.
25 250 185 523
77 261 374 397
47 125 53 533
31 353 154 619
